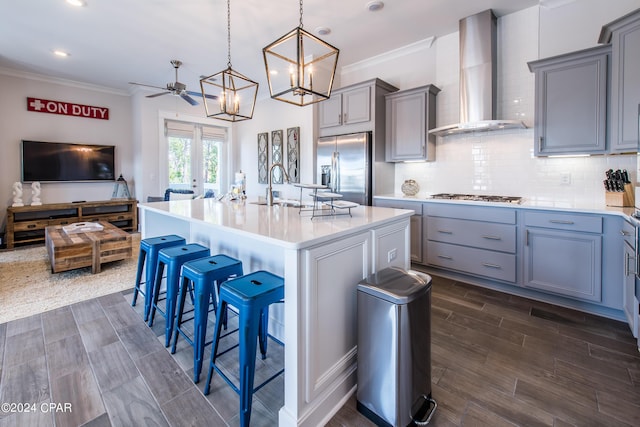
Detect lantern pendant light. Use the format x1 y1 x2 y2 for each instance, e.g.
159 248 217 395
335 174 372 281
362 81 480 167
263 0 339 106
200 0 258 121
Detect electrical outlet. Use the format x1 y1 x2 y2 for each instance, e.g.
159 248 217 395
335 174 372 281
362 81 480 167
388 248 397 263
560 173 571 185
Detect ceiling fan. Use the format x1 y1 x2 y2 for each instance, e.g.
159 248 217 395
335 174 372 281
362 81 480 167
129 60 215 106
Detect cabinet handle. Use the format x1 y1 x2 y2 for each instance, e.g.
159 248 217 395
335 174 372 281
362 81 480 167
525 229 529 246
482 263 502 269
338 114 342 125
343 113 347 124
437 255 452 260
482 235 502 240
549 219 574 225
539 137 543 151
625 252 636 276
27 224 36 229
437 230 453 234
620 230 631 236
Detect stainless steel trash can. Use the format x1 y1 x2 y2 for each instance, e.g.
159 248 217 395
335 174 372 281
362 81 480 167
356 267 437 426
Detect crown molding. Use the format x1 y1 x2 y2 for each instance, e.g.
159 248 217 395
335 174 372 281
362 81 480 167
0 66 129 96
340 36 436 75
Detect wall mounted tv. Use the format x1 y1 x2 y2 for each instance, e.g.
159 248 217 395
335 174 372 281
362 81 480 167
21 140 116 182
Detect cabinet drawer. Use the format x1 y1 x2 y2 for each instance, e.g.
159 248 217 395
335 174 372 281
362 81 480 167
426 203 516 224
426 241 516 283
427 217 516 253
622 219 636 249
524 211 602 233
374 199 422 215
12 219 50 232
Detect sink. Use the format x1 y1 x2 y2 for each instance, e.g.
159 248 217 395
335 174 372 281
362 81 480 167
250 199 310 208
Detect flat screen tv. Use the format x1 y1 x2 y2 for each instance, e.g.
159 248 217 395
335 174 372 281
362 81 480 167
21 140 116 182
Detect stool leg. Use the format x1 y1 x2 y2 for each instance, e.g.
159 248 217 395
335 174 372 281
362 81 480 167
259 307 269 359
239 307 261 427
131 249 146 308
204 300 228 395
171 276 190 354
143 251 158 322
214 279 228 330
148 261 165 327
164 264 181 347
192 279 213 383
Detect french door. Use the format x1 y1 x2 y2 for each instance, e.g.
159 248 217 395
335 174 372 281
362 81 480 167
164 119 226 196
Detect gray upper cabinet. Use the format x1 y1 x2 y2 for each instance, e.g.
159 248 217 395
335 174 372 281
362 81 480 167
385 85 440 162
600 9 640 153
528 45 610 156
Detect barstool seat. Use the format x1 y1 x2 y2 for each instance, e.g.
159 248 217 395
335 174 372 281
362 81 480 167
132 234 186 322
148 243 210 346
203 270 284 427
171 254 244 383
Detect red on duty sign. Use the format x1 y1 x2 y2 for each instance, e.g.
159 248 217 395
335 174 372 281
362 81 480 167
27 97 110 120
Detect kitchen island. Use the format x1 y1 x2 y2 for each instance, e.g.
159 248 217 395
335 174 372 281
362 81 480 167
138 198 412 427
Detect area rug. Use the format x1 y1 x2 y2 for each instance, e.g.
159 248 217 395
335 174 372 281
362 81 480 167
0 239 139 324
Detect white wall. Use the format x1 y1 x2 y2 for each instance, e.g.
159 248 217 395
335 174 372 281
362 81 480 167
0 71 132 224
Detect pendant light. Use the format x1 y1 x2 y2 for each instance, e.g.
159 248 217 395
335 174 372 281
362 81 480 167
200 0 258 121
263 0 339 106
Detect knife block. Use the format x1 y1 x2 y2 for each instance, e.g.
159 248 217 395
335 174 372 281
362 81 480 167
605 183 635 207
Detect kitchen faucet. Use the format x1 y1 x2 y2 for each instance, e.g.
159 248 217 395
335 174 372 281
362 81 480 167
267 162 290 206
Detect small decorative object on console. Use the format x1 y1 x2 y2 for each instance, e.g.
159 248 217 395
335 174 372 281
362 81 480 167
111 174 131 199
31 181 42 206
63 222 105 234
11 182 23 207
401 179 420 196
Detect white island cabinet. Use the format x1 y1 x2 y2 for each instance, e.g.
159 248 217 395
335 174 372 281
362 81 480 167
138 198 412 427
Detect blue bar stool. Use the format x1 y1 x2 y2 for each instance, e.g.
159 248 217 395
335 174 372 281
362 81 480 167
148 243 210 346
203 270 284 427
171 254 244 383
131 235 186 322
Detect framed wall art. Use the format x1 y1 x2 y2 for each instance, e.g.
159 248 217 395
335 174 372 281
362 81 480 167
257 132 268 184
271 129 283 184
286 127 300 183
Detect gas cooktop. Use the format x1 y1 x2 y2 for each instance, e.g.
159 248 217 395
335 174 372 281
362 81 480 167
430 193 524 204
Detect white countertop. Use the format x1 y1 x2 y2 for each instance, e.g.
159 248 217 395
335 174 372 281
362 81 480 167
139 198 413 249
375 193 637 220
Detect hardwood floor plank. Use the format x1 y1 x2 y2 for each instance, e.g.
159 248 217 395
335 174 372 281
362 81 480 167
559 324 639 355
80 412 112 427
87 341 140 393
5 313 41 337
42 306 79 345
554 358 639 395
50 367 105 427
134 348 192 405
117 323 165 360
101 376 169 427
0 355 49 404
3 328 44 368
102 300 141 331
45 334 90 380
447 312 525 346
461 401 520 427
77 316 119 353
596 389 640 426
71 299 107 325
588 341 640 367
553 347 635 383
161 387 225 427
522 333 589 361
325 395 376 427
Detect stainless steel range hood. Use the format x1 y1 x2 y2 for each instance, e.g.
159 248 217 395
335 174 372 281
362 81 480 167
430 10 526 137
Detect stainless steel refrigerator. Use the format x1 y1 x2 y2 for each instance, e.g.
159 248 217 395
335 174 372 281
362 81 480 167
316 132 372 205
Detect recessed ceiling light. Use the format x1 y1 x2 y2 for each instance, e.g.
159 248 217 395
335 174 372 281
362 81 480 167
315 26 331 36
66 0 87 6
53 50 70 57
366 1 384 12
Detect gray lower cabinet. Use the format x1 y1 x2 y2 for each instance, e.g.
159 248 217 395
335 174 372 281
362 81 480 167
425 203 517 283
523 211 603 302
621 219 638 337
600 9 640 153
528 45 610 156
373 198 424 263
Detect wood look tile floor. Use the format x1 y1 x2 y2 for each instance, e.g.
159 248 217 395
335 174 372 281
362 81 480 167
1 275 640 426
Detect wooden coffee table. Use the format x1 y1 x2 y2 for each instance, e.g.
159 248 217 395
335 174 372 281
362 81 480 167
45 221 132 274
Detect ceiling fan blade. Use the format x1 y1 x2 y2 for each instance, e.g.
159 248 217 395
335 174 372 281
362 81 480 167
180 93 199 106
186 90 218 100
147 91 170 98
128 82 168 91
